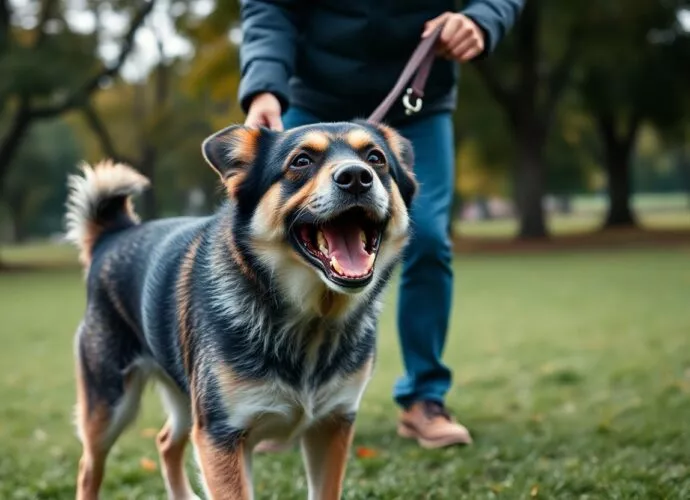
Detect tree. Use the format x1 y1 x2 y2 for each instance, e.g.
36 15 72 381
454 63 514 221
545 103 598 213
4 119 80 241
76 63 221 219
0 0 155 196
473 1 583 239
578 1 688 228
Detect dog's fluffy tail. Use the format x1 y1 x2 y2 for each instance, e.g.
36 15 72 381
65 160 150 266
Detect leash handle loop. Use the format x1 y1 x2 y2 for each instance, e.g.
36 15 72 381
368 25 443 123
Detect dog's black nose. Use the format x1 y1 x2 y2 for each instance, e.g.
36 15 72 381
333 164 374 195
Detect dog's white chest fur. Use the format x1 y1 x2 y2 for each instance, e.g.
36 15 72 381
223 372 370 445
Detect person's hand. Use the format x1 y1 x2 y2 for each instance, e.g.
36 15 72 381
245 92 284 131
422 12 485 62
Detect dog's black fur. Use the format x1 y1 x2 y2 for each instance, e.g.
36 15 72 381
67 121 416 499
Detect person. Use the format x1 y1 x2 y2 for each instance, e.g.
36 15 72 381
238 0 523 449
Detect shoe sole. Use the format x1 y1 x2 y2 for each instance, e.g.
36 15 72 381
397 423 472 449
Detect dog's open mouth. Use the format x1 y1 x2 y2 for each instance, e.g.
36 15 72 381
291 208 382 288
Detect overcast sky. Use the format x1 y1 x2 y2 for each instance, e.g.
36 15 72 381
10 0 221 81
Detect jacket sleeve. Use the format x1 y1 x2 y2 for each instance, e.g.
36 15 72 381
238 0 301 114
460 0 524 57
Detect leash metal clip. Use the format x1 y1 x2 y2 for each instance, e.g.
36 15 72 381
402 88 423 116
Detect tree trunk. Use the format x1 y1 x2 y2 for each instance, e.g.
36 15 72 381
515 128 547 239
132 83 157 220
0 103 31 194
598 115 639 229
10 211 26 243
604 149 636 228
677 149 690 210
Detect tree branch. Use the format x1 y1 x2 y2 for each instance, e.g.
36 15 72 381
0 0 11 49
623 111 642 153
0 98 31 192
35 0 59 47
543 25 583 121
81 101 136 165
29 0 156 119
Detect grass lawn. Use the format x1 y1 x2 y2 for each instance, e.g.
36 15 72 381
1 247 690 499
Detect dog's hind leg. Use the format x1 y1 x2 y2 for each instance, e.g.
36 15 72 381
156 382 198 500
74 321 149 500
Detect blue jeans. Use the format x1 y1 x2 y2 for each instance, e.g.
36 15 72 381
283 107 454 408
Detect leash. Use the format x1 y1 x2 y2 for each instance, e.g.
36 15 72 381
367 25 443 123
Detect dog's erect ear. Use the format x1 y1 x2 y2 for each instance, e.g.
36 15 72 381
202 125 264 180
374 123 418 207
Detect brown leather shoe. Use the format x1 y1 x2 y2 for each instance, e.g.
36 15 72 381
398 401 473 449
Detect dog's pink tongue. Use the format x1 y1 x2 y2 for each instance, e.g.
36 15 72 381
322 224 370 276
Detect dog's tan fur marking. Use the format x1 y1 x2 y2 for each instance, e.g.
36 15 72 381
225 127 261 166
214 363 262 398
214 127 260 196
255 183 282 234
299 131 331 152
156 420 194 499
75 363 111 500
226 231 256 282
177 234 203 375
299 356 374 499
318 290 353 318
192 425 251 500
281 165 332 217
224 172 248 198
346 129 374 151
384 182 411 252
65 160 149 267
301 415 356 500
377 124 406 160
280 179 316 217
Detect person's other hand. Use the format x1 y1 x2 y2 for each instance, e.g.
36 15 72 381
422 12 485 62
245 92 284 131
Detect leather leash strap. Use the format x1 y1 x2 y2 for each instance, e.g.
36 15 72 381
367 25 443 124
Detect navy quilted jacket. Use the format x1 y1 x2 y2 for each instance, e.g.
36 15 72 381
239 0 523 124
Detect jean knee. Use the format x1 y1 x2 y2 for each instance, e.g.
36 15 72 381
407 220 452 264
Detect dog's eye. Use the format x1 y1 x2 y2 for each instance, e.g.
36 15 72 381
367 150 385 166
291 153 313 169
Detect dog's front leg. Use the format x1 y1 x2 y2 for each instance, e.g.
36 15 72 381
192 423 251 500
301 413 356 500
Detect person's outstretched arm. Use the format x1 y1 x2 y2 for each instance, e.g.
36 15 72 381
239 0 301 130
424 0 524 62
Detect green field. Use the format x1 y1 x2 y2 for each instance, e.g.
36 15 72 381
1 246 690 499
456 193 690 239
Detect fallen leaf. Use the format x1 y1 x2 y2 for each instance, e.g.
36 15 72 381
33 429 47 442
140 457 157 472
530 484 539 497
355 446 379 459
140 428 158 438
489 483 504 493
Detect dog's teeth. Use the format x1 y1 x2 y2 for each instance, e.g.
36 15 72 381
367 252 376 270
360 230 367 247
317 230 329 255
330 256 345 275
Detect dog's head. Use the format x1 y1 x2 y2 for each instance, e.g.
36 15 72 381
202 121 417 317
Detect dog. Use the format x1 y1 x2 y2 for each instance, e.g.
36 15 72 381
65 120 417 500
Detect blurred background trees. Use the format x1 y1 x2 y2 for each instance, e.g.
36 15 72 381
1 0 689 245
